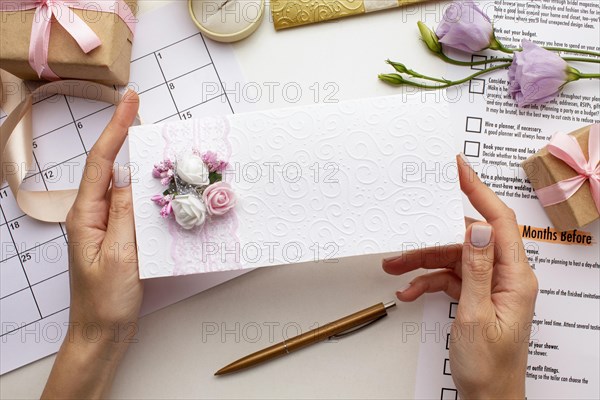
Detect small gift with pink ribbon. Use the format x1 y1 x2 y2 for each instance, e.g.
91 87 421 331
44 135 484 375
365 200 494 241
0 0 136 85
523 124 600 231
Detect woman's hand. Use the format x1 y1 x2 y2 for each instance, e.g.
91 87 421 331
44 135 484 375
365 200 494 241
42 90 142 399
383 154 538 399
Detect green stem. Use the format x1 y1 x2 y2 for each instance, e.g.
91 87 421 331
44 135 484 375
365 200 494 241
541 47 600 57
386 61 451 84
492 40 516 54
496 43 600 57
439 53 600 66
437 52 512 66
577 73 600 79
380 63 512 89
407 72 451 84
387 64 450 84
563 57 600 64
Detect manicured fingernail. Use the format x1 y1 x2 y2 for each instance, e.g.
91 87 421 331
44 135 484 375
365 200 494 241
119 88 136 104
383 254 402 264
458 152 471 166
470 224 492 248
398 282 411 293
113 166 130 188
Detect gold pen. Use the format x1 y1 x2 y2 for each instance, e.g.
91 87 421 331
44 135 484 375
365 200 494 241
215 301 396 375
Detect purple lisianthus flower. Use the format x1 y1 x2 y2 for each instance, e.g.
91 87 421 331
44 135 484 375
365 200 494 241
508 40 577 107
436 1 494 53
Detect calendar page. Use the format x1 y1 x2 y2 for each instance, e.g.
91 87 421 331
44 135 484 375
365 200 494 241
0 2 251 375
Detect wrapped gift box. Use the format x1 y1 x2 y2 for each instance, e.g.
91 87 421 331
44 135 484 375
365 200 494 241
522 124 599 231
0 0 136 85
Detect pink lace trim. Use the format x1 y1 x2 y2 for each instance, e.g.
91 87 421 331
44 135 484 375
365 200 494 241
161 117 242 274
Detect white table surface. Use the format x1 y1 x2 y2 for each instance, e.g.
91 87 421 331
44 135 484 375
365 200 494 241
0 1 451 398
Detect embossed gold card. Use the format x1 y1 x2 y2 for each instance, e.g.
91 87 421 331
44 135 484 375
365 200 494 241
271 0 429 30
128 95 464 278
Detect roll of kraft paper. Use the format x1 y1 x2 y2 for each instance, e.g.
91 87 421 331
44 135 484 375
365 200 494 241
271 0 429 30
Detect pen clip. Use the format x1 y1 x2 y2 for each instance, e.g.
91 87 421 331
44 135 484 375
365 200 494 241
329 314 387 339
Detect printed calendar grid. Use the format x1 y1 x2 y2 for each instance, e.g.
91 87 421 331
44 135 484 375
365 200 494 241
0 97 75 336
1 31 236 343
131 32 234 123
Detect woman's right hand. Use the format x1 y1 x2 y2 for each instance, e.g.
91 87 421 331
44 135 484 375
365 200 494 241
383 154 538 399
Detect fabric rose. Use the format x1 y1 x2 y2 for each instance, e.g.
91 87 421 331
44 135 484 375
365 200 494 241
202 182 236 216
177 154 210 186
508 40 578 107
436 1 494 53
171 195 207 229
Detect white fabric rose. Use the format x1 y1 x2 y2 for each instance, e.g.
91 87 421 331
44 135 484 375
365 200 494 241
171 195 207 229
177 154 210 186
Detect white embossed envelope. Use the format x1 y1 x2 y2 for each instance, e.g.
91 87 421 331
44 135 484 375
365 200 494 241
128 95 465 279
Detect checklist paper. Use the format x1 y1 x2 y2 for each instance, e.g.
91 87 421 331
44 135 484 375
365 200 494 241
413 1 600 399
129 95 466 278
0 2 250 375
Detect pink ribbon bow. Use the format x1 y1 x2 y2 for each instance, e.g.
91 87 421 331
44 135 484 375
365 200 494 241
1 0 136 80
535 124 600 212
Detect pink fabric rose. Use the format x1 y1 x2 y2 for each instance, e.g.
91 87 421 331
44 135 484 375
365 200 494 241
202 182 236 216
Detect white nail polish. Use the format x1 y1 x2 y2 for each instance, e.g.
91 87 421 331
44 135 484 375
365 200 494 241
383 254 402 264
471 224 492 248
458 152 471 166
120 88 135 104
113 166 131 188
398 283 412 293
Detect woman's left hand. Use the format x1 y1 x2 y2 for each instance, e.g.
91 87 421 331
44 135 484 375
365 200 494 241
42 90 142 399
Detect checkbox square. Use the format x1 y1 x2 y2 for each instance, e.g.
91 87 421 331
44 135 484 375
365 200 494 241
446 333 451 350
463 140 481 157
441 388 458 400
469 78 486 94
471 55 487 70
449 302 458 319
465 117 483 133
443 358 452 375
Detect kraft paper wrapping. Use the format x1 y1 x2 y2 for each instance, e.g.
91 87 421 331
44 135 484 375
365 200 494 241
522 125 600 232
0 0 137 85
271 0 428 30
0 69 139 222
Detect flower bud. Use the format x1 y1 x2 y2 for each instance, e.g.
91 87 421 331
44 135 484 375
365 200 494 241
417 22 442 54
387 60 409 74
566 66 581 82
378 74 406 85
